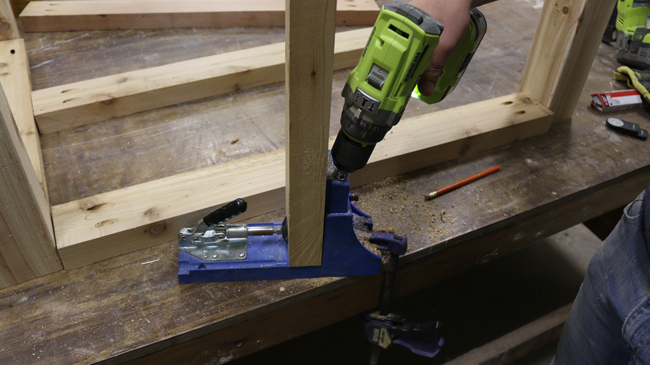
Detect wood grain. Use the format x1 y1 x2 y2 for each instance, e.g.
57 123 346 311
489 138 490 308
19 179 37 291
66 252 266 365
519 0 616 122
19 0 379 32
0 0 18 40
0 82 61 288
31 28 372 134
52 93 552 269
0 39 48 203
284 0 336 267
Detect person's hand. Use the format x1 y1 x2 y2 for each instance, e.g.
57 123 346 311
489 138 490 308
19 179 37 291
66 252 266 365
409 0 473 96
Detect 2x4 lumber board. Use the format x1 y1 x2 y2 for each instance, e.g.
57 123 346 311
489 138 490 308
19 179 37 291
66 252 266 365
19 0 379 32
284 0 336 267
31 27 372 134
519 0 616 122
0 0 18 40
445 304 571 365
53 92 553 269
0 39 48 203
0 83 61 288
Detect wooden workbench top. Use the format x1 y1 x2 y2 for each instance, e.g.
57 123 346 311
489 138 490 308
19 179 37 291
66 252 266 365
1 0 648 364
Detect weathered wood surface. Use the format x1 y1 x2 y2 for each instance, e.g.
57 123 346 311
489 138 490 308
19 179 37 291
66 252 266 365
0 0 647 364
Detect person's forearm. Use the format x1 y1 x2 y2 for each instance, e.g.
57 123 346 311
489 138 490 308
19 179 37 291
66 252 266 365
471 0 498 7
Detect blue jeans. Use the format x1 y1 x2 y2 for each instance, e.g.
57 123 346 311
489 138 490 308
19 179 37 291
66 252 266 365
554 186 650 364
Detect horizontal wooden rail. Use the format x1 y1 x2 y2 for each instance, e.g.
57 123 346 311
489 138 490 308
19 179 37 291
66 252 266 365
20 0 379 32
52 93 553 269
32 28 372 134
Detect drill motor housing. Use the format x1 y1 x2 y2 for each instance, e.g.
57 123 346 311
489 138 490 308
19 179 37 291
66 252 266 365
331 2 486 178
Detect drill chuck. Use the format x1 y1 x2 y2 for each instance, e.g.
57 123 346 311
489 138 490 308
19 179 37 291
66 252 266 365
331 129 376 179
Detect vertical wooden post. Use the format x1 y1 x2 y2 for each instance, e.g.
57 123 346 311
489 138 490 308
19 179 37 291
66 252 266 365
285 0 336 267
0 2 58 288
0 82 61 288
0 39 49 203
519 0 616 122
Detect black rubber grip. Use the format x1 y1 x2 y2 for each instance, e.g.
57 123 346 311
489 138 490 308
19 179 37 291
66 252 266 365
203 198 247 226
331 130 376 174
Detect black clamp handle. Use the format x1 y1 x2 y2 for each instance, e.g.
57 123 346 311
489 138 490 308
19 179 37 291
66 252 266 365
203 198 247 226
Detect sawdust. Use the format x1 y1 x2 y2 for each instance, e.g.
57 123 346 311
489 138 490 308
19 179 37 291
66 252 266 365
307 276 339 287
353 213 390 262
346 173 472 257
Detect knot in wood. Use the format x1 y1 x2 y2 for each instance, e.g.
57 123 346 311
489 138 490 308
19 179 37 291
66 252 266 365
148 221 167 236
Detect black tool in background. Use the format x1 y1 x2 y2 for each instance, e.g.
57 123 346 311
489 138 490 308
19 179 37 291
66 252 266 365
606 117 648 140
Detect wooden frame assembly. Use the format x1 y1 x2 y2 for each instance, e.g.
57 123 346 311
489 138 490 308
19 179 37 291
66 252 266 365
0 0 616 287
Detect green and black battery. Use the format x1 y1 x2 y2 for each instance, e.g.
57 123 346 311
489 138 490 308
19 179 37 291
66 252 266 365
615 0 650 69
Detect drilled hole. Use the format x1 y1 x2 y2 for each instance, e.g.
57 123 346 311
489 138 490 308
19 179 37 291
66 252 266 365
502 101 513 105
514 111 526 116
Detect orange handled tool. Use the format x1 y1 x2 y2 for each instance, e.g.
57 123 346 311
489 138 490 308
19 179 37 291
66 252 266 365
424 165 500 201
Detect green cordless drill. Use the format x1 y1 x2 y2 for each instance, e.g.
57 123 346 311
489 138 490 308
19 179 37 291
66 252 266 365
330 1 486 181
615 0 650 69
